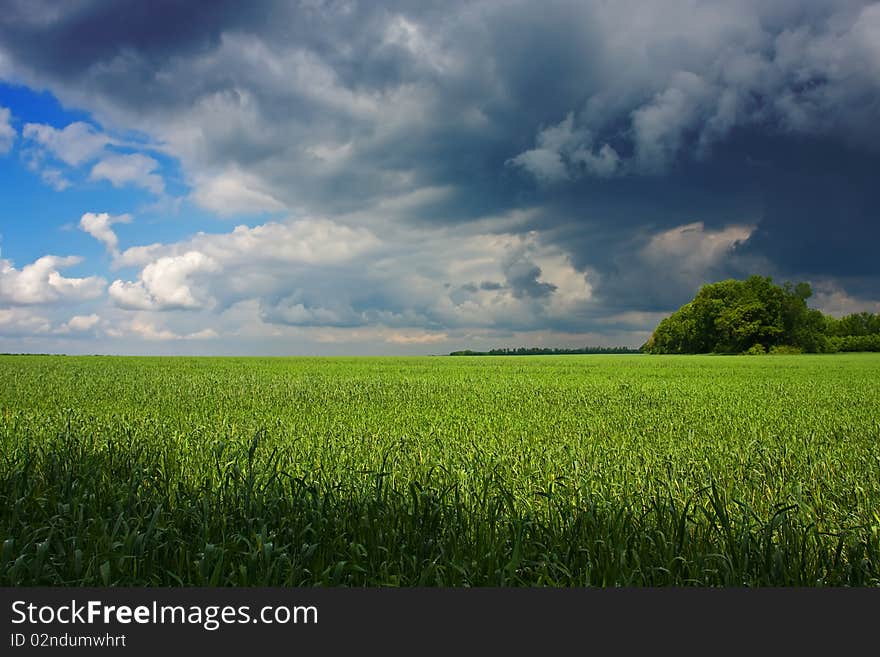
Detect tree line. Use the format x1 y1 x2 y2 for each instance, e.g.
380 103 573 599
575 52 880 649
450 346 641 356
642 275 880 354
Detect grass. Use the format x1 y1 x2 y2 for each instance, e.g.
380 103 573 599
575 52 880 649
1 353 878 586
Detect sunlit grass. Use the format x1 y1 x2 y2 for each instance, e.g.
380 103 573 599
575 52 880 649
1 354 878 585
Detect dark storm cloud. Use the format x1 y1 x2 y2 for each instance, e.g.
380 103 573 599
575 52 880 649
502 254 557 300
0 1 244 70
2 0 879 336
738 136 880 279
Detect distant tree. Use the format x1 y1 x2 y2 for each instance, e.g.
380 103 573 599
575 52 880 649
828 311 880 337
644 276 840 354
450 346 641 356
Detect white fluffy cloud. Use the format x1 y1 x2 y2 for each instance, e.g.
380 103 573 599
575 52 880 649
121 319 218 341
811 283 880 318
55 313 101 334
0 307 51 336
107 213 592 334
90 153 164 195
0 106 14 154
190 167 286 216
22 121 111 166
384 331 449 345
109 218 379 312
117 217 379 269
641 221 755 276
0 254 106 305
79 212 132 256
21 120 166 194
38 168 71 191
109 251 221 310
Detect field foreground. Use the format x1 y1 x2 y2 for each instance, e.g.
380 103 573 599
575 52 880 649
1 354 878 586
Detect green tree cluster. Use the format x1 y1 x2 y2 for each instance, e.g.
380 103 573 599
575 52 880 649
450 346 640 356
643 276 880 354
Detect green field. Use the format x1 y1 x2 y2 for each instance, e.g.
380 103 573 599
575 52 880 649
1 354 878 586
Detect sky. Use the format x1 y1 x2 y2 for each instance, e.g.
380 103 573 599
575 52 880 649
1 0 879 355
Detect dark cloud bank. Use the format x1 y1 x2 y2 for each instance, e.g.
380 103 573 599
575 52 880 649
2 0 879 344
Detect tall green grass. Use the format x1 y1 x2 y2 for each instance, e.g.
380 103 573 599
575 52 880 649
1 354 878 585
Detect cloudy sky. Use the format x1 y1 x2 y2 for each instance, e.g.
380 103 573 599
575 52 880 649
1 0 879 355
